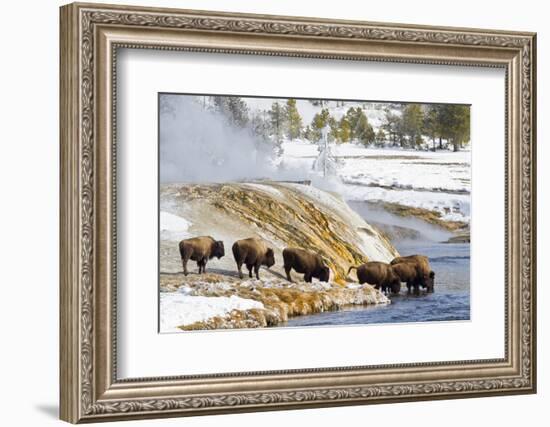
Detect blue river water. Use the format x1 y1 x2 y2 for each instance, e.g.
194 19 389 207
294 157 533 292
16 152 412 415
284 240 470 327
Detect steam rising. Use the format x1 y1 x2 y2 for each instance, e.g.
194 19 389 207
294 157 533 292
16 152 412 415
160 94 305 183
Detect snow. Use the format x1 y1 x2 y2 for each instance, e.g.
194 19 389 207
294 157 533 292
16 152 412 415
243 182 283 198
160 211 192 241
281 141 471 223
160 290 264 332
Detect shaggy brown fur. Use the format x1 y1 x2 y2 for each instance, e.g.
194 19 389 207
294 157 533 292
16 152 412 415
232 237 275 279
348 261 401 294
391 254 435 293
282 248 330 283
179 236 225 275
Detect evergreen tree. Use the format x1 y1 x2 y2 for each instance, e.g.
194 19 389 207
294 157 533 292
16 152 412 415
338 116 352 143
249 111 274 153
435 104 470 151
382 109 402 146
401 104 424 148
268 102 285 146
284 99 303 140
423 105 440 151
309 108 331 142
447 105 470 151
211 96 249 128
345 107 375 146
374 129 386 147
303 125 314 142
328 116 339 142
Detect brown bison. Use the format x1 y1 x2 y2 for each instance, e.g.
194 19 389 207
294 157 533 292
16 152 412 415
178 236 225 276
348 262 401 294
390 255 435 293
391 262 421 295
232 237 275 280
282 248 330 283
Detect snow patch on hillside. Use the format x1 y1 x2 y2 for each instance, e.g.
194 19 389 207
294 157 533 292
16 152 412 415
160 211 192 241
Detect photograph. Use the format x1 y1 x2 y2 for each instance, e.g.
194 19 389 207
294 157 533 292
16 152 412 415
159 93 471 332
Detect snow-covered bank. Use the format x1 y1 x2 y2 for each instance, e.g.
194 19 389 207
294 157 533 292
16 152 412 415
160 289 264 333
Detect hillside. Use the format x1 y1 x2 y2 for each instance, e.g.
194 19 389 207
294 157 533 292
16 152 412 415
161 181 398 283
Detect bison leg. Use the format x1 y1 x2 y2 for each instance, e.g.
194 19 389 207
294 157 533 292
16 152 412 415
254 264 261 280
246 263 253 278
182 258 189 276
304 273 312 283
198 258 207 274
181 252 191 276
284 266 292 282
236 261 244 279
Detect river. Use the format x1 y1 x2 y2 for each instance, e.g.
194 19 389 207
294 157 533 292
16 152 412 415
284 202 471 327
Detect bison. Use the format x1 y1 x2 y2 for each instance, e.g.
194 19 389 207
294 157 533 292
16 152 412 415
232 237 275 280
348 262 401 294
390 254 435 293
178 236 225 276
282 248 330 283
391 262 421 295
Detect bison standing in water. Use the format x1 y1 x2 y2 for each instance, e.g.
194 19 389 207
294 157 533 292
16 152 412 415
391 254 435 293
178 236 225 276
348 261 401 294
232 237 275 280
391 262 422 295
282 248 330 283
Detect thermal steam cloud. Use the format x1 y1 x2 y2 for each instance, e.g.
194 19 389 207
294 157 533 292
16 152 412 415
159 94 311 184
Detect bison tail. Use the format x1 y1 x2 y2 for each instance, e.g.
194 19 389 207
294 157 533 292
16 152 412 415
178 241 186 258
231 242 239 259
347 266 358 275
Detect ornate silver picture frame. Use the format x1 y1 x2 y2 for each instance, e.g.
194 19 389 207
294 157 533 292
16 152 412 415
60 2 536 423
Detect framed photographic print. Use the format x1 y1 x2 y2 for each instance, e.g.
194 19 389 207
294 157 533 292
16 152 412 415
60 2 537 423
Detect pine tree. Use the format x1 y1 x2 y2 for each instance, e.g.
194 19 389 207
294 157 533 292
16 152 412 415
382 109 401 146
401 104 424 148
267 102 285 146
435 104 470 151
375 129 386 147
345 107 375 146
423 105 440 151
249 111 273 153
447 105 470 151
303 125 314 142
338 116 352 143
211 96 249 128
309 108 331 142
328 116 339 142
284 99 303 140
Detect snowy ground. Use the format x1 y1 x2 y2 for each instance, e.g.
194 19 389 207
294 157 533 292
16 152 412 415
280 141 471 224
160 287 264 333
